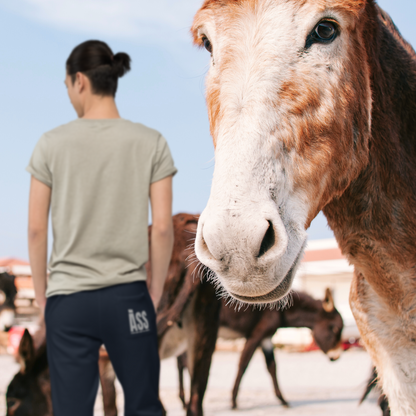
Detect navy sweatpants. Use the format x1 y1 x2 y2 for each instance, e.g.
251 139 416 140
45 281 162 416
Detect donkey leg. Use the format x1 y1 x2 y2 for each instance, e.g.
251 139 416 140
350 273 416 415
177 352 188 408
184 281 221 416
231 335 263 409
261 338 289 407
232 313 280 410
98 353 118 416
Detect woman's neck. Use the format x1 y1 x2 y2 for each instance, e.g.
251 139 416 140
81 95 121 119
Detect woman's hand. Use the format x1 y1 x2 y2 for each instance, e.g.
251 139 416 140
149 291 162 312
36 295 47 316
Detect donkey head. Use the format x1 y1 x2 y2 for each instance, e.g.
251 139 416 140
192 0 372 303
312 288 343 360
6 329 51 416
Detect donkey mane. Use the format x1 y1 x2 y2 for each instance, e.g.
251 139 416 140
199 0 366 13
376 5 416 61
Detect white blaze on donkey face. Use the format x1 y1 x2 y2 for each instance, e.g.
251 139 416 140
193 0 371 303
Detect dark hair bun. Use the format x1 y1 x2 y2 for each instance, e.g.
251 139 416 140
66 40 132 96
112 52 131 78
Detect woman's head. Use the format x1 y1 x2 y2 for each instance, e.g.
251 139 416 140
66 40 130 96
65 40 131 116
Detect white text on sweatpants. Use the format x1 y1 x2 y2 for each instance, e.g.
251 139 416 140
128 309 150 334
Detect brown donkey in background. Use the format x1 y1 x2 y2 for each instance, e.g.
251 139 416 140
155 214 221 416
192 1 416 412
177 289 343 410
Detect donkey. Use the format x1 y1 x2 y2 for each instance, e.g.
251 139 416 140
6 330 51 416
6 329 117 416
154 213 221 416
0 272 17 331
220 288 343 409
191 1 416 412
177 289 343 409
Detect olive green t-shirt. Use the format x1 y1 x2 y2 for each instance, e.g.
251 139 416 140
26 118 177 297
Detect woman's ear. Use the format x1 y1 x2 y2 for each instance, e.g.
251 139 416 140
75 72 84 93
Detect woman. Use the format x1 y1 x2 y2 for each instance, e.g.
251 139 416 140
27 40 176 416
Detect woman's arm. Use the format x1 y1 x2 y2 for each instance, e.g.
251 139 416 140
28 176 51 314
149 175 174 310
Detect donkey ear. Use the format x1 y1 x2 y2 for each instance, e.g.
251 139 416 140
18 329 35 374
323 288 335 313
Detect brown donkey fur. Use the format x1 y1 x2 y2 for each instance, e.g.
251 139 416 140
192 1 416 412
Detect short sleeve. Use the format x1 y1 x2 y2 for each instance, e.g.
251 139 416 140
151 135 177 183
26 135 52 187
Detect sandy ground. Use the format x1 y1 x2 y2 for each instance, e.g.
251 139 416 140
0 348 381 416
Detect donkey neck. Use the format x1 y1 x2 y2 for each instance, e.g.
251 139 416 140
324 4 416 307
282 296 321 329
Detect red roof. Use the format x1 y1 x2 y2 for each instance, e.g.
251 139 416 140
0 258 30 267
302 248 345 262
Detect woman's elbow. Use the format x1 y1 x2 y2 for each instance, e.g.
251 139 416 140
28 227 47 242
151 223 173 238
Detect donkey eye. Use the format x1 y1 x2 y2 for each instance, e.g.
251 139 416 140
202 36 213 54
305 20 338 49
315 22 337 42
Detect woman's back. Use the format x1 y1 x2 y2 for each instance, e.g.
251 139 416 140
28 118 175 295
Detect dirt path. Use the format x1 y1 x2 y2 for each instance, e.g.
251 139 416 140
0 349 380 415
159 349 380 416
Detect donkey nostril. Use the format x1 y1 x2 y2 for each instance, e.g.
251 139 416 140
257 220 275 258
199 225 216 261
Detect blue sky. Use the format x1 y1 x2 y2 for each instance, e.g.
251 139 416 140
0 0 415 260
